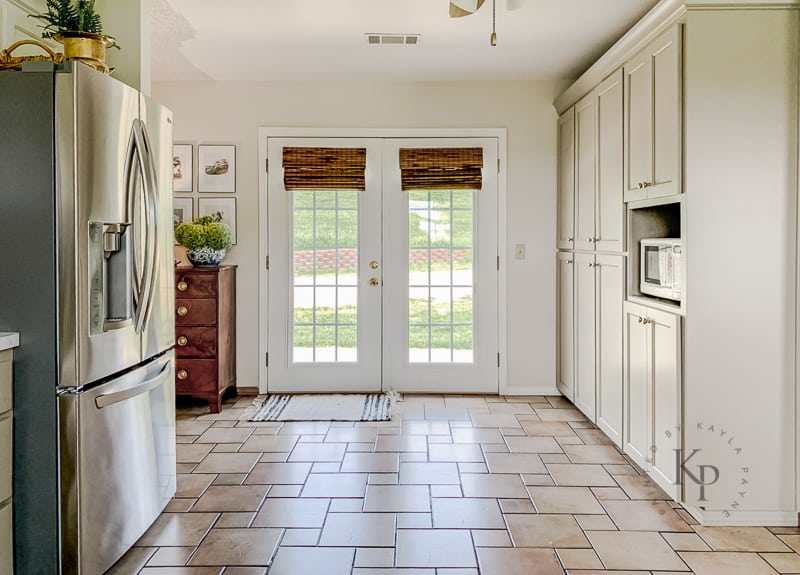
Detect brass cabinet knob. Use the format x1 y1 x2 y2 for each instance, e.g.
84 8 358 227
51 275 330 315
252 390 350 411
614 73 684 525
177 369 188 380
370 261 379 270
369 278 379 287
177 281 188 292
177 336 188 346
177 306 189 317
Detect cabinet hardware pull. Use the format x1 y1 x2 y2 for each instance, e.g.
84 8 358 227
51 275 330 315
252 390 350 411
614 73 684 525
177 281 188 292
567 260 573 264
370 261 379 269
567 237 574 242
177 306 188 317
369 278 380 286
177 369 188 380
177 336 188 346
638 316 643 323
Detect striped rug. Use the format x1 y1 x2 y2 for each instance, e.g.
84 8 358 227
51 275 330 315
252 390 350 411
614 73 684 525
245 393 393 422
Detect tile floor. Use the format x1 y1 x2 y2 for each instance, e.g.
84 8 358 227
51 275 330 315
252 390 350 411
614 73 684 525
108 394 800 574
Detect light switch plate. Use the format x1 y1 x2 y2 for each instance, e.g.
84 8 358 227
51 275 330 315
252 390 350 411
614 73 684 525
514 244 526 260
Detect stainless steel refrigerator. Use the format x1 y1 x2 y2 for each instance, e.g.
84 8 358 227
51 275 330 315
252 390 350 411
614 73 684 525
0 62 176 574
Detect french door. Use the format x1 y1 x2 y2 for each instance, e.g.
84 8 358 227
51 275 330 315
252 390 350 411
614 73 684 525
267 137 498 393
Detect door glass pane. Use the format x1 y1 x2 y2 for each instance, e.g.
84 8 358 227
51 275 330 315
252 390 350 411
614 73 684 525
293 190 358 363
408 190 475 364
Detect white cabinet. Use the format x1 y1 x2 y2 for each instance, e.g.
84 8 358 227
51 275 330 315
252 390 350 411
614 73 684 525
573 252 595 420
557 109 575 250
595 71 625 252
595 254 624 446
624 25 681 203
556 252 574 400
574 94 596 252
623 302 681 499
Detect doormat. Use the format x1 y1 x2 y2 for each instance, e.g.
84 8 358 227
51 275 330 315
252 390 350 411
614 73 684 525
243 393 395 422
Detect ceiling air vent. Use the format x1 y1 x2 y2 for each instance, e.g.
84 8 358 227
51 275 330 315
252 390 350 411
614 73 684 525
365 34 421 46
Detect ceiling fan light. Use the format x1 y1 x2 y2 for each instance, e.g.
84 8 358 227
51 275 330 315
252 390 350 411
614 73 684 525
449 0 485 18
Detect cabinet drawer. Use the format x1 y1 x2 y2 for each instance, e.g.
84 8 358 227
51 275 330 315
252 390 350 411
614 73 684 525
175 299 217 326
175 327 218 358
0 501 11 575
0 415 11 504
175 359 218 394
0 351 10 414
175 273 218 298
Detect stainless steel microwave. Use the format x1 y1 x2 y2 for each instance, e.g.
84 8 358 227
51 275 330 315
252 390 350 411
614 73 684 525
640 238 682 301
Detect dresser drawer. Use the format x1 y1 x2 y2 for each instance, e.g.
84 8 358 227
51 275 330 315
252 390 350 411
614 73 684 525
175 327 218 358
0 351 11 414
175 273 218 298
0 500 11 575
175 360 218 394
175 299 217 326
0 415 11 504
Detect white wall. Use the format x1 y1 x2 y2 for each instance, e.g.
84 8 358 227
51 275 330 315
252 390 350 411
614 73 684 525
152 79 567 395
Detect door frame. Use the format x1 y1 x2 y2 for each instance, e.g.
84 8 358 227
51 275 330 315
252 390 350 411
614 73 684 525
258 127 508 395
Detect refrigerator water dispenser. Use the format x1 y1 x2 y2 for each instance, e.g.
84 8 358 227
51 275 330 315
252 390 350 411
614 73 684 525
89 221 133 334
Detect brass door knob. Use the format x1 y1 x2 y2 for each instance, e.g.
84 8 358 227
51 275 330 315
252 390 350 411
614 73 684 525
177 336 188 346
177 369 188 380
177 281 188 292
370 261 379 269
369 278 380 286
177 306 188 317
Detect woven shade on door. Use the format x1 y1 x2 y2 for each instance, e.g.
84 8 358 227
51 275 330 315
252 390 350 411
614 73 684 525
283 147 367 191
399 147 483 191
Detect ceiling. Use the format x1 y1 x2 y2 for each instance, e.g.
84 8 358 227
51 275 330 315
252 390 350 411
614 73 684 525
151 0 661 83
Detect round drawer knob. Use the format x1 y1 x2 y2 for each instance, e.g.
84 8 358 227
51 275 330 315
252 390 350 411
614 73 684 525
177 306 189 317
177 369 188 380
177 336 188 346
177 281 189 292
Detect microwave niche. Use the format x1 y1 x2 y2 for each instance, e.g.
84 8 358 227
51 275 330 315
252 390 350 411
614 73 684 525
640 238 681 301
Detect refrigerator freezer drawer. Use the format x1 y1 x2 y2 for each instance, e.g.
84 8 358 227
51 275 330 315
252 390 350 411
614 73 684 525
60 351 176 575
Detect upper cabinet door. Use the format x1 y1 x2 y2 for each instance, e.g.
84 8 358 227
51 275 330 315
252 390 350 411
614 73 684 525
624 25 682 202
596 70 624 252
574 94 597 252
557 108 576 250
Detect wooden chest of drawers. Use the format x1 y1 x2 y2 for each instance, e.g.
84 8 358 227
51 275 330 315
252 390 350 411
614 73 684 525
174 265 236 413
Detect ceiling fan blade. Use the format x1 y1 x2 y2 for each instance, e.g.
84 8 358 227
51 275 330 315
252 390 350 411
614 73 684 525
449 0 485 18
506 0 524 10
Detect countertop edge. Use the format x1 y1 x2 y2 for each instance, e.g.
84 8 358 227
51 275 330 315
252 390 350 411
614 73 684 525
0 332 20 351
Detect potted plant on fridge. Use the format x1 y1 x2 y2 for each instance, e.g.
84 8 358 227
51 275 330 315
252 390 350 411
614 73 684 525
30 0 118 73
174 212 233 267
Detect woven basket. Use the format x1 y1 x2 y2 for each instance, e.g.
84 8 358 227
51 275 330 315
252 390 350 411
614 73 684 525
0 39 65 72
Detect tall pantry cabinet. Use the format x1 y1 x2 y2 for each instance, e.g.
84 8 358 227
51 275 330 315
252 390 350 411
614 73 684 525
557 70 626 446
556 1 799 526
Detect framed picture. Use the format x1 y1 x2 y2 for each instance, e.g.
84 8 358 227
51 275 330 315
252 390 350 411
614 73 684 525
172 144 193 192
198 197 237 244
173 197 194 244
198 145 236 193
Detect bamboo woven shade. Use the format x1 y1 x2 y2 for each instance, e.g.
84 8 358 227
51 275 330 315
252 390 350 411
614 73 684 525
399 147 483 191
283 147 367 191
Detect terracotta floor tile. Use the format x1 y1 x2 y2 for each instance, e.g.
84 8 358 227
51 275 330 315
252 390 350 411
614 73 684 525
176 443 214 464
165 499 195 512
375 435 428 452
546 463 617 487
279 422 332 435
364 485 431 512
503 436 564 453
679 551 779 574
602 500 693 532
354 547 395 567
216 512 254 528
396 529 477 567
289 442 347 462
694 526 792 552
139 567 222 574
319 512 396 547
137 513 219 547
487 402 535 415
323 427 378 443
498 498 536 514
460 474 529 498
431 498 505 528
397 512 433 528
176 420 214 435
244 462 312 485
484 453 547 474
505 513 590 548
402 421 451 435
528 486 605 514
519 421 577 437
556 548 604 569
280 528 321 546
146 547 195 567
779 535 800 553
176 474 216 498
107 547 156 574
586 530 689 571
522 474 555 486
342 452 401 473
195 427 254 444
399 462 461 485
573 428 614 445
301 473 368 498
239 434 299 453
429 444 485 462
251 498 329 528
591 486 630 500
192 485 269 512
458 462 489 473
450 427 504 444
613 473 669 499
562 444 626 464
472 529 513 547
424 407 471 421
534 408 587 422
431 485 462 497
760 552 800 573
662 532 713 551
476 548 563 575
266 546 355 575
471 413 522 428
444 397 489 409
369 473 399 485
575 514 617 531
193 453 261 474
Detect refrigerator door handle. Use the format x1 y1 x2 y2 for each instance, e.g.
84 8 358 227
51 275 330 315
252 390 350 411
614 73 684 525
94 359 172 409
123 123 143 311
138 122 160 333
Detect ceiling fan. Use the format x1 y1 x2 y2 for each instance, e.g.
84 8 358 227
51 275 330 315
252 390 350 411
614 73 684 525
449 0 525 19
